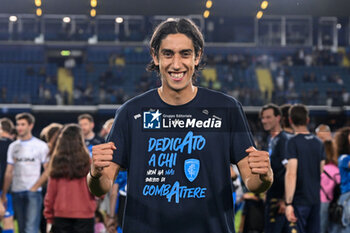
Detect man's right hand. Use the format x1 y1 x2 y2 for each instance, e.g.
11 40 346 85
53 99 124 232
285 205 297 222
91 142 116 178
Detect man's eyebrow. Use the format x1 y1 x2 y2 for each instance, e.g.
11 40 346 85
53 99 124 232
160 49 174 54
160 49 193 54
180 49 193 54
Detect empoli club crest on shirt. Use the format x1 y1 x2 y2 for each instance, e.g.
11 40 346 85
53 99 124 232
143 110 162 129
184 159 200 182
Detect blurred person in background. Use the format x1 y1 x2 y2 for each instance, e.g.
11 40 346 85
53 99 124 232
99 118 114 140
44 124 96 233
1 113 49 233
260 104 289 233
320 140 340 233
78 114 104 154
280 104 294 136
284 104 325 233
316 124 333 142
34 122 64 191
37 123 63 233
332 127 350 233
0 118 15 233
31 123 63 192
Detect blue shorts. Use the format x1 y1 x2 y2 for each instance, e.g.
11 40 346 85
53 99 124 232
288 204 320 233
0 192 14 218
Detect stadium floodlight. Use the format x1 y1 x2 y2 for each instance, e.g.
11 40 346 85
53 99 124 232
336 23 342 29
203 10 210 18
90 9 96 17
9 16 18 22
36 8 42 16
261 1 268 10
91 0 97 8
115 17 124 24
206 0 213 9
256 11 263 19
63 17 71 23
35 0 42 7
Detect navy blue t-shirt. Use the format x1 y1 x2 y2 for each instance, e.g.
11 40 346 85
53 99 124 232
266 131 289 200
107 87 255 233
286 134 326 205
0 137 12 190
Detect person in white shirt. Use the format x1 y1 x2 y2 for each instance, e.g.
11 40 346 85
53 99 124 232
1 113 49 233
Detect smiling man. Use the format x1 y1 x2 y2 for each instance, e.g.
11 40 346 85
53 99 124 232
88 18 273 233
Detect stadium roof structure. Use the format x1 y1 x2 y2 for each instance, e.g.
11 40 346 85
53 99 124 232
1 0 350 17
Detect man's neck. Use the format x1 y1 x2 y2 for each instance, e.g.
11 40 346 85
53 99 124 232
19 133 32 141
158 86 198 106
0 132 11 139
269 125 282 138
283 127 294 134
85 132 95 140
292 125 310 134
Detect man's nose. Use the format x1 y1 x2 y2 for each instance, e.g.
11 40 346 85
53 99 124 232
172 54 181 69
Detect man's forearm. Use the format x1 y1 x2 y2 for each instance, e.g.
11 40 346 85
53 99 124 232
2 171 13 197
109 184 119 216
87 172 114 197
245 168 273 193
285 172 296 203
285 159 297 204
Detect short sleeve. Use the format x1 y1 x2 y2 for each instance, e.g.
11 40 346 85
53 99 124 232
106 105 129 168
230 102 255 164
285 137 297 160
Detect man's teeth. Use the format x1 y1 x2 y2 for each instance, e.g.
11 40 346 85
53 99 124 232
170 72 184 78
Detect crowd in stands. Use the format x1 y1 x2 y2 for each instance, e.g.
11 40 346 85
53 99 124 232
1 46 349 106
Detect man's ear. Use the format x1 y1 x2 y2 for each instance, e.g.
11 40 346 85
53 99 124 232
277 115 281 123
288 117 293 126
195 49 202 66
151 49 159 66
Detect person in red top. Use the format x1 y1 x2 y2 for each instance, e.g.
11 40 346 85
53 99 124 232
44 124 96 233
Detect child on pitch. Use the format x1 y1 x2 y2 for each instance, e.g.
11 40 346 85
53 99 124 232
44 124 96 233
